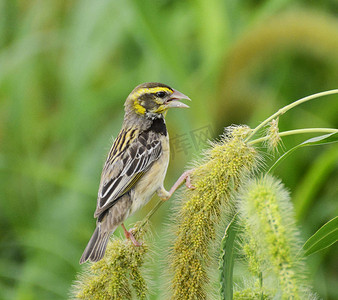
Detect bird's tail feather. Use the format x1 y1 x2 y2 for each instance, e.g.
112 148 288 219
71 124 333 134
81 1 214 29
79 225 111 264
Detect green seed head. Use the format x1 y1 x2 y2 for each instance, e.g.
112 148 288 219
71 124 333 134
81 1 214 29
265 118 282 153
72 222 148 300
169 126 259 299
237 175 314 299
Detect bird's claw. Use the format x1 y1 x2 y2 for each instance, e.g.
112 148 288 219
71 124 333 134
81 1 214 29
186 182 196 190
184 171 195 190
161 169 196 200
122 224 142 247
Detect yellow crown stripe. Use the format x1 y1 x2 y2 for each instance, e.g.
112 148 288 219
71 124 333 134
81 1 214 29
132 87 172 98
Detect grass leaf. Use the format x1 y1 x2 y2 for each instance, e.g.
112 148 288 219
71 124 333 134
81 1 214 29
303 216 338 256
219 213 238 300
268 132 338 172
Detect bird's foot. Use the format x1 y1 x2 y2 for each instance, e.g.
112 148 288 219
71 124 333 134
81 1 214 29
159 169 196 201
183 170 195 190
121 223 142 246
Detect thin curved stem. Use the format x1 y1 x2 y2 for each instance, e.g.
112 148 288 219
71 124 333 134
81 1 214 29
248 128 338 145
138 200 164 229
245 89 338 142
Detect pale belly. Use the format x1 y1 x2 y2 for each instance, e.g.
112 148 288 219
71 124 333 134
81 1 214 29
128 138 169 217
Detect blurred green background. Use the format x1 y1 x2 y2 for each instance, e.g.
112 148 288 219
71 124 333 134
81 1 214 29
0 0 337 299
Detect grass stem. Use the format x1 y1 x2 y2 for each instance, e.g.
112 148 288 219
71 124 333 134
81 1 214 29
245 89 338 142
248 128 338 145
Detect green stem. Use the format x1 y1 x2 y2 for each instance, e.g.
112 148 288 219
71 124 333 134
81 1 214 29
245 89 338 142
139 200 164 229
248 128 338 145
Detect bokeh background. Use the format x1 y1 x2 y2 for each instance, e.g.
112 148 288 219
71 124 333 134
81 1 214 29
0 0 337 299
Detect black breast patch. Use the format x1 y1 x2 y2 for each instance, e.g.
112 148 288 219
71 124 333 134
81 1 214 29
146 117 167 136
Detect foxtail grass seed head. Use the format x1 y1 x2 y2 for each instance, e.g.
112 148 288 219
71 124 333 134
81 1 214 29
265 118 282 153
233 288 272 299
72 222 148 300
237 175 314 299
169 126 259 300
242 234 263 276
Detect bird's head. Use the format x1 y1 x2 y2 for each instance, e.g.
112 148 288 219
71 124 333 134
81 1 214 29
125 82 191 119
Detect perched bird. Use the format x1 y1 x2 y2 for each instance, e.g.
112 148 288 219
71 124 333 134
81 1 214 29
80 82 191 264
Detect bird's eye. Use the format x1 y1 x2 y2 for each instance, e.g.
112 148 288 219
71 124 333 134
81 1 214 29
156 91 166 98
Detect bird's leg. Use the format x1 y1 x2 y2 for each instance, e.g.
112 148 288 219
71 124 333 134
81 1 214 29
121 223 142 246
157 169 196 201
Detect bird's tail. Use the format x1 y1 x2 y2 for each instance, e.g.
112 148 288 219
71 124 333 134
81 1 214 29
79 223 116 264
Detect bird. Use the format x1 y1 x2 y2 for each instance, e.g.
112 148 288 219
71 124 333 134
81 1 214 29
80 82 192 264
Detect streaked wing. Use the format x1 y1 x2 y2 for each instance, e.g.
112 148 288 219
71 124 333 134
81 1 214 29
94 129 162 217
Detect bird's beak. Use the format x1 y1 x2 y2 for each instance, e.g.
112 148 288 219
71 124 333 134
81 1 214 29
166 89 191 108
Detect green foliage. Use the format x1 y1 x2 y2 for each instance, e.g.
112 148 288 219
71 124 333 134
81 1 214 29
219 213 238 300
268 132 338 173
303 216 338 256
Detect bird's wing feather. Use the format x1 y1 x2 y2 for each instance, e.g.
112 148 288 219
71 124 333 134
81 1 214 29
94 128 162 217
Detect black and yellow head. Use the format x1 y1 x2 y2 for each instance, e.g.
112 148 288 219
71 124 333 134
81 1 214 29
125 82 191 118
